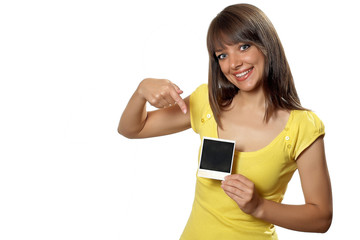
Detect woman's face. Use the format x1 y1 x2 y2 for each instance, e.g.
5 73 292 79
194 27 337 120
215 42 265 93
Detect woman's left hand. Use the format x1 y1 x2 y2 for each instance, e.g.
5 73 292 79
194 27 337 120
221 174 264 217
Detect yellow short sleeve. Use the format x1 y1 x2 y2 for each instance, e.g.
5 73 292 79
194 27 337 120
189 84 209 133
289 111 325 160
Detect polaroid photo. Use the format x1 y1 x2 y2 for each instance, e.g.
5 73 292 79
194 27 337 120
197 136 236 181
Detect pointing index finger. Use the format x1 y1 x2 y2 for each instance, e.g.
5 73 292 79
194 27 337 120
170 86 187 114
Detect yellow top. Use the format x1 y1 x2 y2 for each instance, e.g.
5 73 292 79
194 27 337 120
180 84 325 240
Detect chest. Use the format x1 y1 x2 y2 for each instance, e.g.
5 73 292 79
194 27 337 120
218 110 289 152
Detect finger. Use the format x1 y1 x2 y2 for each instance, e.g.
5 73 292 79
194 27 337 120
222 184 245 199
148 94 168 108
225 174 254 188
161 91 176 106
169 88 187 114
222 179 249 194
158 97 170 108
223 190 245 204
172 83 184 94
223 180 249 193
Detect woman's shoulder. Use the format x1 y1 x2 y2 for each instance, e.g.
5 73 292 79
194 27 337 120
288 110 325 160
189 84 210 133
291 110 323 123
190 83 209 104
289 110 325 134
192 83 208 97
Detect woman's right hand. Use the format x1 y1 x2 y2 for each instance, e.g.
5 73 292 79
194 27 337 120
137 78 187 114
118 78 190 138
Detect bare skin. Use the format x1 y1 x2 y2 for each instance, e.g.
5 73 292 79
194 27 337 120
118 78 190 139
118 42 332 233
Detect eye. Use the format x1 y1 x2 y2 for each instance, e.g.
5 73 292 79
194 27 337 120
216 53 227 60
240 44 251 51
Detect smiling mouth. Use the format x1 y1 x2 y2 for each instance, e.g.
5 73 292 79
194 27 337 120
234 67 254 81
235 68 253 77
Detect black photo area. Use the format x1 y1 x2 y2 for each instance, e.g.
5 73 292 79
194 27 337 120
200 138 234 172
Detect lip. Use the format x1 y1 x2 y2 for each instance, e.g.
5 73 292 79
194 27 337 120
233 67 254 82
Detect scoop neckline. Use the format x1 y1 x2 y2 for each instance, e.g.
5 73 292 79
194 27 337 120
214 110 294 156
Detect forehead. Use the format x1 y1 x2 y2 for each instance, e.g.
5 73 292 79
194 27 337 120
214 42 243 52
212 31 240 52
208 20 252 54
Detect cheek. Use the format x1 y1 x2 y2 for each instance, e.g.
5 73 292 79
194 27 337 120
243 54 261 66
219 62 229 75
257 58 266 77
247 48 265 66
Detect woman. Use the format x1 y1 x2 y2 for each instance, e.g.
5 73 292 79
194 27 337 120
118 4 332 239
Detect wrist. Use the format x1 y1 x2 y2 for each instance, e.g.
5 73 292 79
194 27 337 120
252 197 266 219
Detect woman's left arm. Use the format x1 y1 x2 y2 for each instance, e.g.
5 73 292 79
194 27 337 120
221 137 333 233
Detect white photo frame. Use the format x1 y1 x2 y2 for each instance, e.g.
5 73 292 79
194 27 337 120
197 137 236 181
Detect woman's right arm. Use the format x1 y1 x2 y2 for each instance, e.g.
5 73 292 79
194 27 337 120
118 78 191 139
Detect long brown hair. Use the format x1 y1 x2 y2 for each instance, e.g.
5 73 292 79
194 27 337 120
207 4 305 127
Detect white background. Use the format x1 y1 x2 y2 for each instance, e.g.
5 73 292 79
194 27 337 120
0 0 359 239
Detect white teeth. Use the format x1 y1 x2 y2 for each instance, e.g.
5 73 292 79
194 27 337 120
236 69 252 78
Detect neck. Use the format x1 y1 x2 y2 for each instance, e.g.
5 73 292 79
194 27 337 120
232 87 266 111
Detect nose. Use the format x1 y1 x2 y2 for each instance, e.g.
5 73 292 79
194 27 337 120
230 53 242 70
